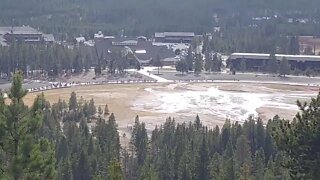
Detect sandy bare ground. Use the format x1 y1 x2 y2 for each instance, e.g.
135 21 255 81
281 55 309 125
24 83 161 120
24 82 319 144
24 83 165 142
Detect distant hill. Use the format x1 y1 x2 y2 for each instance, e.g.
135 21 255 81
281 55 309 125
0 0 319 39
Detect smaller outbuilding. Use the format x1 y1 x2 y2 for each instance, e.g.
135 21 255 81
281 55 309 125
155 32 195 43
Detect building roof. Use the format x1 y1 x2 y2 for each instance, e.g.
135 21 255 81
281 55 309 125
94 31 104 39
112 40 137 46
95 37 176 63
42 34 55 42
137 59 152 64
0 34 8 46
162 57 180 62
164 32 195 37
104 36 115 39
0 26 42 35
84 40 95 47
155 32 195 38
76 37 86 43
137 36 147 40
0 40 8 46
0 35 6 42
135 53 152 61
155 32 165 38
230 53 320 62
135 49 147 54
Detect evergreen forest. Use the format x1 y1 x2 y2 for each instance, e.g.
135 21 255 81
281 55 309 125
1 0 320 45
1 73 320 179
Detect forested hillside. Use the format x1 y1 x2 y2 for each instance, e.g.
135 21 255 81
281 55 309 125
1 74 320 179
1 0 320 39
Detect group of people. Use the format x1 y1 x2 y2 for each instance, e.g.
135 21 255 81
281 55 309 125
27 79 158 93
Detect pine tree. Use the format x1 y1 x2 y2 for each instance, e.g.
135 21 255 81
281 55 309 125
222 157 235 180
158 145 175 180
242 117 257 155
238 163 253 180
209 153 224 180
83 101 89 117
73 54 83 73
186 46 194 71
63 120 81 154
0 73 56 179
235 135 252 179
139 158 159 180
108 159 124 180
197 135 209 179
272 93 320 179
194 54 203 75
154 54 162 75
177 147 195 180
58 158 72 180
88 135 95 156
255 119 265 150
263 159 275 180
130 116 148 166
221 119 231 150
79 117 90 138
273 152 290 180
176 60 188 74
98 105 103 116
73 151 91 180
202 35 209 54
279 57 291 77
104 104 109 116
204 49 212 72
254 148 266 180
287 36 300 55
211 53 222 72
222 140 235 180
106 113 121 161
88 98 96 117
84 54 91 72
264 119 276 162
56 136 69 162
69 91 78 111
267 53 278 74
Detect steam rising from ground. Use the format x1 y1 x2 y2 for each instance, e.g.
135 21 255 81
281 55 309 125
133 84 316 122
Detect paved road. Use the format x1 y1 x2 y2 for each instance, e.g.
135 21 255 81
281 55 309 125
137 67 173 83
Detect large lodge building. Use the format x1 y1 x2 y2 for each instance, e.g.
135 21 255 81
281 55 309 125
0 26 54 46
229 53 320 72
95 36 177 66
